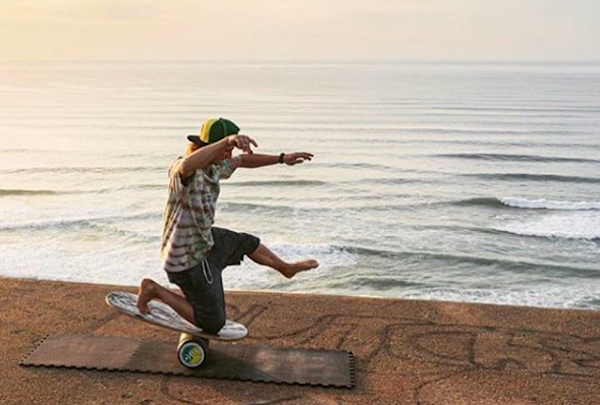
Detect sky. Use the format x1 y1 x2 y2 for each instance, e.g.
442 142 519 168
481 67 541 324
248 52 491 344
0 0 599 62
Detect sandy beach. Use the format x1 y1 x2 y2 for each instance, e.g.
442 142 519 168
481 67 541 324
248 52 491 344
0 277 598 405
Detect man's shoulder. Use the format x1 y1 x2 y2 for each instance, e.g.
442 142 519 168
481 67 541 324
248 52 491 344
165 156 189 193
170 156 184 167
168 156 184 174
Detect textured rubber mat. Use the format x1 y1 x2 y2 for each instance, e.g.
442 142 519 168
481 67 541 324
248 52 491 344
20 335 355 388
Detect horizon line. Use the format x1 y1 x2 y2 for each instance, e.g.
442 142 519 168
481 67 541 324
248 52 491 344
1 58 600 65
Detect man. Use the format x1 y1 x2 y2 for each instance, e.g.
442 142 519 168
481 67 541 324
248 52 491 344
136 118 318 334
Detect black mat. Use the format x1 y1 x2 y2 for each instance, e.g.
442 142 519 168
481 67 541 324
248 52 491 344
20 335 355 388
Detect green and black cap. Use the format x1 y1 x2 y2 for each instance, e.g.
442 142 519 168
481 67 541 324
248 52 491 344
187 118 240 146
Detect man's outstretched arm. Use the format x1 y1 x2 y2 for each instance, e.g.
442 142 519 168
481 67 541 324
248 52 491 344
179 135 257 179
239 152 313 168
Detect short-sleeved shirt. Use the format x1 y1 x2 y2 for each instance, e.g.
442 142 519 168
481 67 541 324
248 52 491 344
160 156 240 273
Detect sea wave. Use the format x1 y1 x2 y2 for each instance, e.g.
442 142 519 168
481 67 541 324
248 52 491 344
270 243 359 269
0 185 168 197
0 212 161 232
326 277 425 290
500 197 600 210
251 125 589 136
466 173 600 184
429 105 600 114
318 162 399 172
343 246 596 276
436 153 599 163
0 189 61 196
227 243 360 287
400 287 600 310
357 177 421 185
452 197 600 211
495 212 600 240
8 118 589 136
217 201 298 214
228 180 329 187
1 166 164 175
451 197 507 209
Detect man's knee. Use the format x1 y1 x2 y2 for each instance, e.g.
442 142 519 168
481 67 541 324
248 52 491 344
199 310 226 335
202 318 225 334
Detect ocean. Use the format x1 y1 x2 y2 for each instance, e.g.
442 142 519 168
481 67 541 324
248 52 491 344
0 61 599 310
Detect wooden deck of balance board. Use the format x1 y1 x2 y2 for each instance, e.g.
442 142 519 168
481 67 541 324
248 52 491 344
2 277 600 405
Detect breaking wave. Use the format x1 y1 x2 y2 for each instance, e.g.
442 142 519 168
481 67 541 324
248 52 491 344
500 197 600 210
451 197 600 211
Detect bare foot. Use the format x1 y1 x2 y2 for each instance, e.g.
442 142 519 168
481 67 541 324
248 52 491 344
283 259 319 279
136 278 157 314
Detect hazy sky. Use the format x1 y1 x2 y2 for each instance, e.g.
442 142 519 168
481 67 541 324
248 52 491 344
1 0 599 61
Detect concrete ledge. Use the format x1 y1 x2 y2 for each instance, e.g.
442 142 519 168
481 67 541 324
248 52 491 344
1 277 599 405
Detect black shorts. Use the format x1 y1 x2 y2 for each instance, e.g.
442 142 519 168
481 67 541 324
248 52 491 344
166 227 260 334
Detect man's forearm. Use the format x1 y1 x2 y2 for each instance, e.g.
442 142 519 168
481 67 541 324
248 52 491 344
180 138 229 175
239 153 281 168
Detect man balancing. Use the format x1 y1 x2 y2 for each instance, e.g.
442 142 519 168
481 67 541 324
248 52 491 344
136 118 318 334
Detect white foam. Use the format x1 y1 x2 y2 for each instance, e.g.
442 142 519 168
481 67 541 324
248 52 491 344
400 285 600 310
270 243 359 268
0 240 357 292
501 197 600 210
0 211 160 232
495 211 600 240
224 243 359 289
0 234 165 287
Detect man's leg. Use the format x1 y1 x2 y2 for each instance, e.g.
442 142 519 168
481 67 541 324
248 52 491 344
248 243 319 278
136 279 195 324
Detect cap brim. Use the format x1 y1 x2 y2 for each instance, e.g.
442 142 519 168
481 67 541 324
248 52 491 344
187 135 207 146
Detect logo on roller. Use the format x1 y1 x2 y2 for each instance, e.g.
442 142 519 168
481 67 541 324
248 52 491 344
181 345 203 365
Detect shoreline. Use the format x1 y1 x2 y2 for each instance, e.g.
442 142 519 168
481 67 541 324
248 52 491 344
1 277 599 404
2 274 598 314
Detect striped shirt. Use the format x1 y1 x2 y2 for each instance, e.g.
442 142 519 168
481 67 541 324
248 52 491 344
160 156 240 272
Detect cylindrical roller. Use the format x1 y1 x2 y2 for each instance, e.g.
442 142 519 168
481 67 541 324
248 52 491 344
177 333 209 369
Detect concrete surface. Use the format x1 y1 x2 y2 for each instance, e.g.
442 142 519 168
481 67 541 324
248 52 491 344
0 277 599 405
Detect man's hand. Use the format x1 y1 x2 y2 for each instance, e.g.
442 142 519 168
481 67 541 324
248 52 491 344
284 152 314 166
227 134 258 154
